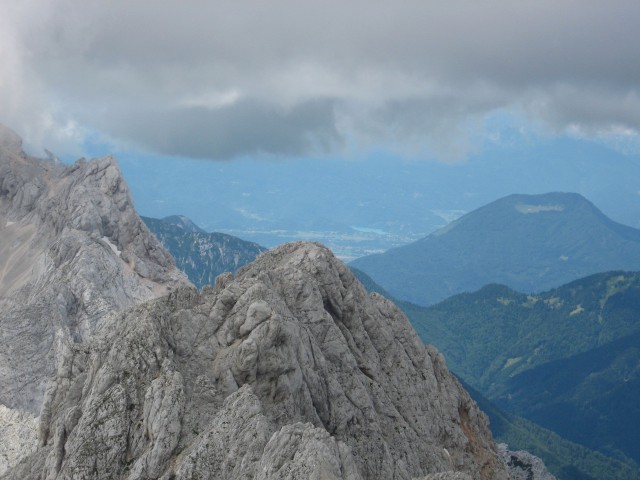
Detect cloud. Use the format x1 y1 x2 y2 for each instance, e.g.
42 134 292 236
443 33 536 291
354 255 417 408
1 0 639 159
100 97 342 159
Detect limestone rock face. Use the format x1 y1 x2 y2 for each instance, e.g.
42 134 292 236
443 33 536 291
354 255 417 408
142 215 267 289
415 474 473 480
0 124 190 472
6 241 509 480
0 405 38 477
498 444 556 480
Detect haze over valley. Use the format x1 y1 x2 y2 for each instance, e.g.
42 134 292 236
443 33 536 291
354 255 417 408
116 132 640 260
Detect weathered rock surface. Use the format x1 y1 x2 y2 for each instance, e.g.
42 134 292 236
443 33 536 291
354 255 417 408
0 124 189 472
5 241 510 479
0 405 38 477
498 444 556 480
415 473 473 480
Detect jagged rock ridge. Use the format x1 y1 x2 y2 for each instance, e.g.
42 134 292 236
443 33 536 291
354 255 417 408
0 124 190 473
6 242 511 480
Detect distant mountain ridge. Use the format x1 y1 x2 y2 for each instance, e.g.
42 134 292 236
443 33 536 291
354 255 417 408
351 192 640 305
161 214 206 233
122 134 640 260
352 267 640 479
406 270 640 469
499 330 640 466
143 215 266 289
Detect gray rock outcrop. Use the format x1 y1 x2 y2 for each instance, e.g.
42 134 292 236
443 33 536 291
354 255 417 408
415 473 473 480
6 241 510 479
142 215 267 289
498 444 556 480
0 405 38 477
0 124 190 472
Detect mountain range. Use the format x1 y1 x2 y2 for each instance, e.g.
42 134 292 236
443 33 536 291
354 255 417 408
142 215 266 289
0 123 548 479
351 192 640 305
404 270 640 470
120 134 640 260
352 267 640 479
139 204 640 476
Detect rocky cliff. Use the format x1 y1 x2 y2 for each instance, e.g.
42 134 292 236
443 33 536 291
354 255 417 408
497 445 556 480
0 125 189 473
6 241 511 479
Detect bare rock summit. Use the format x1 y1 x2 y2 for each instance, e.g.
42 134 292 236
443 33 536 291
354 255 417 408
497 444 556 480
6 241 510 479
0 124 190 473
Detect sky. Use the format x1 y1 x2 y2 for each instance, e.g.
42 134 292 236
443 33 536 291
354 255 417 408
1 0 639 162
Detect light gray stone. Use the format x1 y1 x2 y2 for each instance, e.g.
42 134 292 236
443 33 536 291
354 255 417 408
0 405 38 477
415 474 473 480
255 422 363 480
0 125 190 473
498 444 556 480
6 241 510 480
171 385 273 480
128 362 185 479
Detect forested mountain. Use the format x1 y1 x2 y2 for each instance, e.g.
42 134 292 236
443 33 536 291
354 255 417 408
407 271 640 468
352 192 640 305
353 267 640 478
143 215 266 289
497 330 640 465
408 271 640 393
463 381 640 480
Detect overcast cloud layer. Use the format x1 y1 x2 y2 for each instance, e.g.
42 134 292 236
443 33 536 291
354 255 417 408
1 0 639 160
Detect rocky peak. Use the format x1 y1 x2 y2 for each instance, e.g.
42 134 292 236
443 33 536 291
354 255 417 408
7 241 510 479
0 128 190 474
0 125 23 153
498 444 556 480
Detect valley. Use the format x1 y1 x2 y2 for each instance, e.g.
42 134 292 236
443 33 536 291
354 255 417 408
116 134 640 262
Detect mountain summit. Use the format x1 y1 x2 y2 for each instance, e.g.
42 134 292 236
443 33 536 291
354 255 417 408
0 125 190 473
352 192 640 305
6 242 511 479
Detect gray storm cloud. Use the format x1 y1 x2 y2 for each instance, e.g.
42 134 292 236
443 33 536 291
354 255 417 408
1 0 639 159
